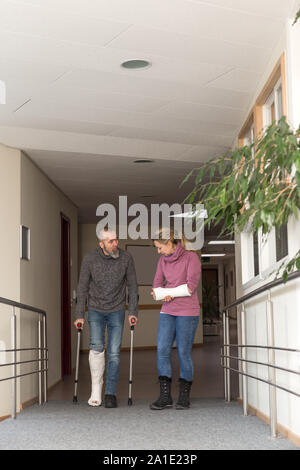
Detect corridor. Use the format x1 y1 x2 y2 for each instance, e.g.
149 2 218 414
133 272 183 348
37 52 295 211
0 336 297 450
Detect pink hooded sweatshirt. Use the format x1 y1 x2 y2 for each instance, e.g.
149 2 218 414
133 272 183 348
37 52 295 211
152 242 201 316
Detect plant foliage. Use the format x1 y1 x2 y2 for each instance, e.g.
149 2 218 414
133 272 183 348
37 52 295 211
293 8 300 25
182 118 300 282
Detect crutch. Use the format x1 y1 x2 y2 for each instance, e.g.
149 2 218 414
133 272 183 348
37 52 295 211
128 317 136 406
73 322 83 403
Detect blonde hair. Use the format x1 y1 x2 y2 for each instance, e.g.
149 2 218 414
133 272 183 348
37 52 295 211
153 228 186 249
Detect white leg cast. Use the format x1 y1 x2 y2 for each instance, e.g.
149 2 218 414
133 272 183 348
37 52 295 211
88 350 105 407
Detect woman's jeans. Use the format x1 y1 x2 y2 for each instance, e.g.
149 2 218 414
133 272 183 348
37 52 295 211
88 309 125 396
157 313 199 382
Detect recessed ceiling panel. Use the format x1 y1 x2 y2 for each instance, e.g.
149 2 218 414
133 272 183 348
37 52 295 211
0 0 131 46
154 101 246 126
107 25 273 72
56 68 252 109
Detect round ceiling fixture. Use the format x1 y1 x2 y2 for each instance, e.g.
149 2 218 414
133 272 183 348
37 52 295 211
121 59 151 70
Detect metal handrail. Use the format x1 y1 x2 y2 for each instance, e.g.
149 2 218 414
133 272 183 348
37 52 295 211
0 296 48 419
221 364 300 399
0 355 49 373
221 270 300 439
0 296 46 315
222 271 300 312
221 352 300 377
223 344 300 353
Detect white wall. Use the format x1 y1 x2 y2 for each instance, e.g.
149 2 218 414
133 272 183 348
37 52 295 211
0 144 21 418
20 152 78 405
236 21 300 440
78 224 203 350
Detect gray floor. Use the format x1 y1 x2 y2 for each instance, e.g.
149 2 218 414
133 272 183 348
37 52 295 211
0 399 298 450
0 332 298 450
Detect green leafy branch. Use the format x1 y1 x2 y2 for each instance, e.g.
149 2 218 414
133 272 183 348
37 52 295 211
293 7 300 25
182 117 300 282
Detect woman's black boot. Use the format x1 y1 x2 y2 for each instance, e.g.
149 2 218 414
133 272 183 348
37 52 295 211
150 376 173 410
175 378 192 410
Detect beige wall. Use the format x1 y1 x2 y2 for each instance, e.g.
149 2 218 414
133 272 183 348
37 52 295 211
20 152 78 405
0 144 21 418
233 22 300 439
78 224 203 350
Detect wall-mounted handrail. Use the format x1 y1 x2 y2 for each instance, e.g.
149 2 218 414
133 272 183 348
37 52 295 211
0 296 46 315
222 271 300 312
0 296 48 419
221 271 300 439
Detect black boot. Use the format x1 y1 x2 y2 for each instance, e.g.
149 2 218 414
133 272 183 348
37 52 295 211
150 376 173 410
104 394 118 408
175 378 192 410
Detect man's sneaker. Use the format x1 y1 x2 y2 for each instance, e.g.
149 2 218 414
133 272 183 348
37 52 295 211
104 394 118 408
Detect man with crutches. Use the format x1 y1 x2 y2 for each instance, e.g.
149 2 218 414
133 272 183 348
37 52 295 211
74 227 138 408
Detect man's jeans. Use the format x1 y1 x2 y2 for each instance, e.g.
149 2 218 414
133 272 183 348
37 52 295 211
157 313 199 382
88 309 125 396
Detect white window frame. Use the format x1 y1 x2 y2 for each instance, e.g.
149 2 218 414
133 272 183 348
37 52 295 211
240 122 261 284
263 78 283 126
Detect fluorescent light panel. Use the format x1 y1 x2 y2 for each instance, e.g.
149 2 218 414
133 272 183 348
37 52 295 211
208 241 235 245
201 254 226 257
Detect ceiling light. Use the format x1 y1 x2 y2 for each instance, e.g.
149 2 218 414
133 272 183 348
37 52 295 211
208 241 235 245
121 59 151 70
0 80 6 104
201 254 226 257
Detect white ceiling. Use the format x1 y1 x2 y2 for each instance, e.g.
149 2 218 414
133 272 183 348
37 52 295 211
0 0 297 223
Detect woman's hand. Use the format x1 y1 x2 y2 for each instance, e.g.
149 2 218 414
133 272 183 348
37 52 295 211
151 289 173 302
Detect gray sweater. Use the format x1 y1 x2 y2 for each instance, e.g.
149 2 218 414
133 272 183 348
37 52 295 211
75 247 138 319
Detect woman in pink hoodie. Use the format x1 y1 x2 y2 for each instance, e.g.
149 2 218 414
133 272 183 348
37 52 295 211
150 229 201 410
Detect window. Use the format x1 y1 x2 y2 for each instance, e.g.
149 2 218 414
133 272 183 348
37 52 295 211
20 225 30 260
239 53 289 283
276 225 288 262
263 77 288 262
263 79 284 125
238 116 258 280
253 231 259 277
244 123 255 147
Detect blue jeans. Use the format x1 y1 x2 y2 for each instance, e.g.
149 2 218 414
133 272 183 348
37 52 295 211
88 309 125 395
157 313 199 382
